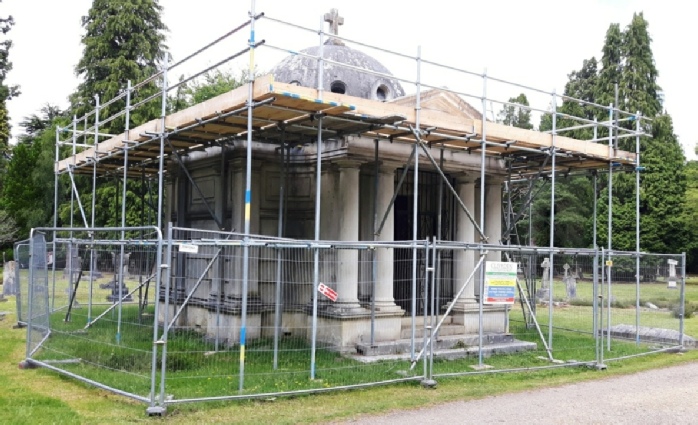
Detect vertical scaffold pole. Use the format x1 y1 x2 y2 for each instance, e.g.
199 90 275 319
273 128 286 370
606 103 613 351
310 12 325 380
116 80 132 345
411 46 422 361
89 96 99 330
51 125 61 313
635 111 641 344
592 117 598 341
370 138 378 346
547 90 557 351
147 223 164 412
434 148 444 335
680 252 686 347
478 69 487 367
598 247 605 367
155 223 172 410
156 49 171 406
240 0 257 391
157 54 169 231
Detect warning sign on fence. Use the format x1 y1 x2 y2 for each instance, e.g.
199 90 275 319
318 282 338 302
179 243 199 254
484 261 517 305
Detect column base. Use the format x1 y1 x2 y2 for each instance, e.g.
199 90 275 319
450 302 509 334
311 308 405 353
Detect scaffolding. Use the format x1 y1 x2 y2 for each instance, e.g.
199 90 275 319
18 1 681 414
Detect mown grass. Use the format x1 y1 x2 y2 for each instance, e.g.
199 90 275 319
2 276 698 424
3 300 698 425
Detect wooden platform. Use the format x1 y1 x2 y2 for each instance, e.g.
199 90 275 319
56 74 637 177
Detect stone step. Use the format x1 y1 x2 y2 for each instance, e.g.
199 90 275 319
357 333 517 357
400 323 465 339
352 339 537 363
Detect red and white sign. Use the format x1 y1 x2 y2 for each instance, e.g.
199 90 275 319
318 282 338 302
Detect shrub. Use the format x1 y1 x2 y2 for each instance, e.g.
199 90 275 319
671 301 698 319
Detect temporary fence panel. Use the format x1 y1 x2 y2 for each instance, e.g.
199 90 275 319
13 239 30 326
25 233 50 359
601 251 685 359
23 228 161 403
19 227 686 407
160 228 423 403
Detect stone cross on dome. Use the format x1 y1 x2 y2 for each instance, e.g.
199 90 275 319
324 8 344 36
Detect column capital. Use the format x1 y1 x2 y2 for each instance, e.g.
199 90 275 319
453 172 476 185
481 175 506 186
334 159 363 169
378 161 402 175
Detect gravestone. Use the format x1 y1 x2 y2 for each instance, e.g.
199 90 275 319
63 246 81 283
99 253 133 302
563 263 577 300
87 254 102 279
2 261 17 297
105 251 132 302
112 253 131 279
667 259 678 289
536 258 550 301
106 282 133 303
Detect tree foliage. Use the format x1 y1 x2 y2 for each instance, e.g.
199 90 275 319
532 13 688 261
61 0 168 230
70 0 167 133
0 106 66 239
497 93 533 130
0 2 19 195
0 209 17 244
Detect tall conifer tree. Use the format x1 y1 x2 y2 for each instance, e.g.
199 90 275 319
64 0 168 228
70 0 168 133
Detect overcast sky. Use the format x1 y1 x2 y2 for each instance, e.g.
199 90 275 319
5 0 695 159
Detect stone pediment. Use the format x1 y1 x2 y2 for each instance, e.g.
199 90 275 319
390 88 483 121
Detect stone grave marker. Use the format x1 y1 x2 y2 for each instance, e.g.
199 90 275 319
536 258 550 301
563 263 577 300
667 259 678 289
2 261 17 298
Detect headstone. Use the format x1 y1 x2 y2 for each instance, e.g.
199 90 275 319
667 259 678 289
63 246 81 283
2 261 18 296
563 263 577 300
106 282 133 303
105 251 132 302
112 253 131 279
536 258 550 301
87 254 102 279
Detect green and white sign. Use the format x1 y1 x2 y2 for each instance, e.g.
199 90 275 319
484 261 517 305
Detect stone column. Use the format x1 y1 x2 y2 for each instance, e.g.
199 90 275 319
453 173 477 306
335 160 362 310
485 177 503 262
374 165 402 312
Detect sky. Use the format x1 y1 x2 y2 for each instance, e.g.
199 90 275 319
4 0 696 159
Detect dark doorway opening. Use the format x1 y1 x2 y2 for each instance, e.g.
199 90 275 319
393 170 455 314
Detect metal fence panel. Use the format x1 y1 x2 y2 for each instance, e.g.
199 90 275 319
26 234 50 358
160 228 423 403
13 240 30 326
19 226 687 408
23 228 161 403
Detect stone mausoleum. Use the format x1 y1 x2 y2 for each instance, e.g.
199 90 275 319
161 12 509 352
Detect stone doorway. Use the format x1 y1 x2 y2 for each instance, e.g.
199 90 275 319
393 170 455 314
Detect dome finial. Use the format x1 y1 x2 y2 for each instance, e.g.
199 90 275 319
323 8 344 36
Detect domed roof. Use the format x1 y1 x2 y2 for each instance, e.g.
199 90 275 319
271 41 405 102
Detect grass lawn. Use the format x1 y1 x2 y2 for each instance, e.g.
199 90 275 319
2 304 697 424
1 275 698 424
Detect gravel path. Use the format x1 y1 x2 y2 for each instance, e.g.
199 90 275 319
339 361 698 424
